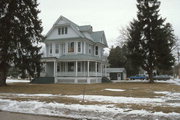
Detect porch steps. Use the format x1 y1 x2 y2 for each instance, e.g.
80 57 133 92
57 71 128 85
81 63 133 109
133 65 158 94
31 77 54 84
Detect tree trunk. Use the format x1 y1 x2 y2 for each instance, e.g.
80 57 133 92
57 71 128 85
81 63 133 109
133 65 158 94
148 68 154 83
0 69 7 86
0 63 8 86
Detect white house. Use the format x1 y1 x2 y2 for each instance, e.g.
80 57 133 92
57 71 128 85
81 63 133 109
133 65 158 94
38 16 108 84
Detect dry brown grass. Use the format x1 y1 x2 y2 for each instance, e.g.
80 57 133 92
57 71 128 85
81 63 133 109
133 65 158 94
0 82 179 98
116 103 180 113
0 82 180 113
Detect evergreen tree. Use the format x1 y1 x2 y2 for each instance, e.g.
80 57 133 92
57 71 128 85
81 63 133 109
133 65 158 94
127 0 175 83
108 45 139 76
108 46 126 68
0 0 43 86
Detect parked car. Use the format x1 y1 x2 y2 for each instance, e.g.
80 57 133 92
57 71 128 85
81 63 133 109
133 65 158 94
153 75 171 80
129 74 147 80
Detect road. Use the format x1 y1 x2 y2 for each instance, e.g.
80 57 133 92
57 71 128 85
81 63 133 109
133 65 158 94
0 111 74 120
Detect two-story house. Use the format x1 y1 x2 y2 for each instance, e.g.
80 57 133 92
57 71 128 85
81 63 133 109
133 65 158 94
38 16 108 84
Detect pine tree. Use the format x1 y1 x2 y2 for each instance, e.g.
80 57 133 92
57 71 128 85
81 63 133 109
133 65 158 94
127 0 175 83
108 45 139 76
0 0 43 86
108 46 126 68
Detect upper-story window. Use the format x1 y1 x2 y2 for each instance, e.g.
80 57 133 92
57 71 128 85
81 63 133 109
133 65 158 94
49 43 52 54
95 46 98 55
68 42 74 53
89 44 92 54
78 42 81 52
55 44 59 54
58 27 68 35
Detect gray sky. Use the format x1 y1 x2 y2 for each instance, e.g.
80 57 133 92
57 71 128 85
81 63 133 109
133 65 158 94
38 0 180 47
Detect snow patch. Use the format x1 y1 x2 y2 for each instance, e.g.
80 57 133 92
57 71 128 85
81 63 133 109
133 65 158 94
6 79 30 83
0 99 180 120
104 89 125 92
66 95 164 104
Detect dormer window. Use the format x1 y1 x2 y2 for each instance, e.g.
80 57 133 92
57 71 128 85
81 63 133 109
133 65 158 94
58 27 68 35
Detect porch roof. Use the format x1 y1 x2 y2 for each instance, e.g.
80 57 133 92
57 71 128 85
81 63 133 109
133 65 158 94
57 54 102 61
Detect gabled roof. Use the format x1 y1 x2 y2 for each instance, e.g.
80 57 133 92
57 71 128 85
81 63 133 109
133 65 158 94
45 15 108 47
91 31 108 47
45 16 85 38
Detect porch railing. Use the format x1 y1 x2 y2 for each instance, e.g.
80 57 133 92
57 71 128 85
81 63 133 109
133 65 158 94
56 72 102 77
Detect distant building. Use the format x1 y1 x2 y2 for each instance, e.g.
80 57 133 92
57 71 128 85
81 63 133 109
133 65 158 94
106 68 127 80
35 16 108 84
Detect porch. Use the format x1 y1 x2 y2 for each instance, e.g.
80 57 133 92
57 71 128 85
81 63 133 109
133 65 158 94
56 61 104 77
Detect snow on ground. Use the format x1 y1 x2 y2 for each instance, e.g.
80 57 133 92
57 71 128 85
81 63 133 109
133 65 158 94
104 88 125 92
118 79 180 86
1 78 180 119
0 99 180 120
6 79 30 83
0 92 179 107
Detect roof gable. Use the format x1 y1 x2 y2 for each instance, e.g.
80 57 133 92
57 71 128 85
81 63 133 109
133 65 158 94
45 16 85 39
44 15 108 47
91 31 108 47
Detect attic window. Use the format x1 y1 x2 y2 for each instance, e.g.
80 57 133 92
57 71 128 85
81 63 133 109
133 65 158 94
58 27 68 35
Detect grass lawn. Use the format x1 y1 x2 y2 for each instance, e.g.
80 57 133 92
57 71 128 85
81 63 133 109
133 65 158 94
0 82 180 113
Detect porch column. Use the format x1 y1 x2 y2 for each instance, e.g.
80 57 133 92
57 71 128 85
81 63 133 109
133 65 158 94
54 60 56 83
54 61 56 77
87 61 89 77
95 62 97 77
100 63 103 76
75 61 78 77
84 42 86 54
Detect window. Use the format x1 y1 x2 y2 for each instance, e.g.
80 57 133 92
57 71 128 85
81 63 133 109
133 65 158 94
49 43 52 54
55 44 59 54
57 63 60 72
61 62 65 72
78 62 81 72
65 27 68 34
68 42 74 53
97 63 99 72
89 44 92 54
68 62 74 72
95 46 98 55
58 27 68 35
78 42 81 52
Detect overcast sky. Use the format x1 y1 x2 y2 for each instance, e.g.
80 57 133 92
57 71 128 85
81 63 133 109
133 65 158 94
38 0 180 47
